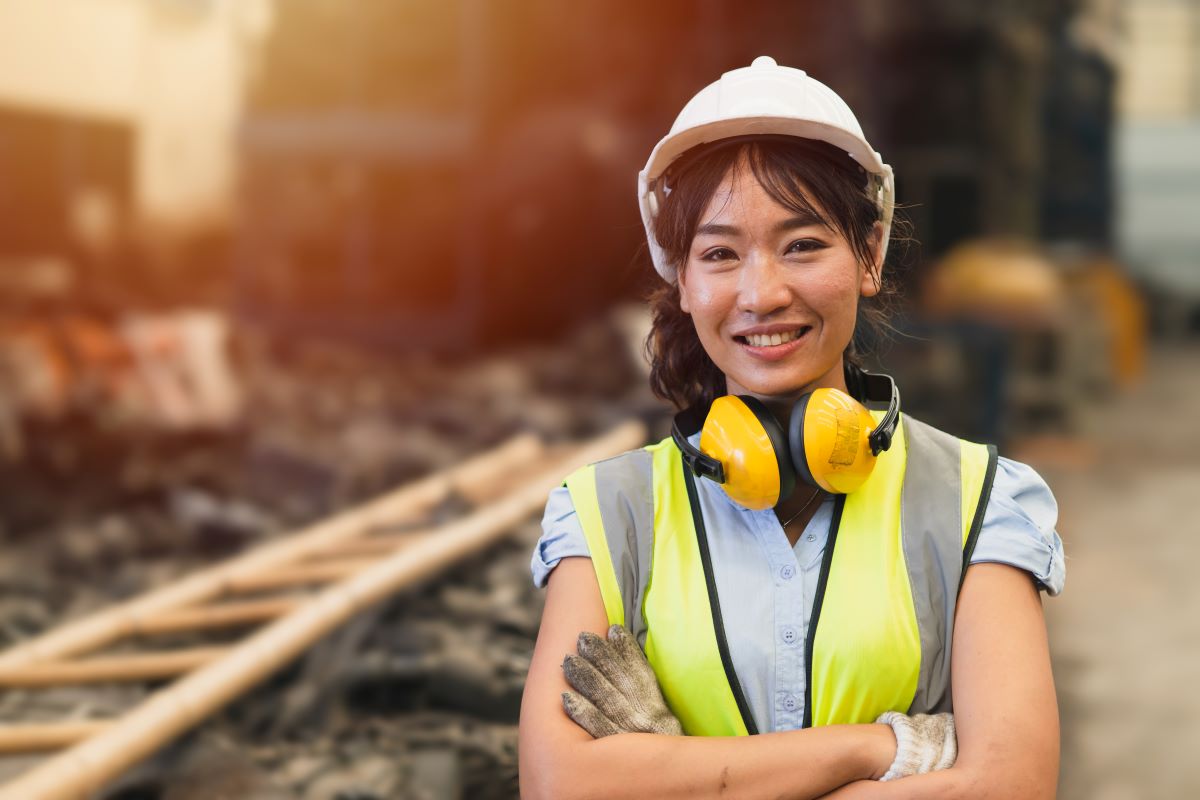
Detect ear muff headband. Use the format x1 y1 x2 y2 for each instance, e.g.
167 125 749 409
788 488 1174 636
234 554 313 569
787 392 818 489
860 371 899 455
672 405 725 483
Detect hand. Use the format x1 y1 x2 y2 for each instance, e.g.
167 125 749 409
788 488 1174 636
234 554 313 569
560 624 684 738
875 711 957 781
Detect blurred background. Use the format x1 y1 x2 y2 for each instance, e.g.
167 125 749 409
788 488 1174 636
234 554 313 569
0 0 1196 798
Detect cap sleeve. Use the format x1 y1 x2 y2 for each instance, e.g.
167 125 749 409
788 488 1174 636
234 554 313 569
530 485 590 588
968 456 1067 595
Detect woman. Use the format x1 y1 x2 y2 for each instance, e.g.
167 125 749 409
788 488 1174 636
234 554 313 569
518 56 1065 799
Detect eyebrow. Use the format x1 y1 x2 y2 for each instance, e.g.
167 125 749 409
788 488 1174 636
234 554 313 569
695 213 827 238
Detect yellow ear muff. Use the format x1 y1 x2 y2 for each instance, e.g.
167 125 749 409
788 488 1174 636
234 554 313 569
699 395 795 510
789 388 879 494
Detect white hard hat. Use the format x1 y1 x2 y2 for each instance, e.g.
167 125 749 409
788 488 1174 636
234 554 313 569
638 55 895 283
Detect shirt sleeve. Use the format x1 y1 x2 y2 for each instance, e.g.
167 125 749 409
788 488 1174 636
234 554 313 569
968 455 1066 595
530 485 591 588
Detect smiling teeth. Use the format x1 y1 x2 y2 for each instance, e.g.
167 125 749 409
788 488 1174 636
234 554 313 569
745 329 804 347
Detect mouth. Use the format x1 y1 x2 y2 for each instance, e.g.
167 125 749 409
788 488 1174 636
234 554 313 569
733 326 812 360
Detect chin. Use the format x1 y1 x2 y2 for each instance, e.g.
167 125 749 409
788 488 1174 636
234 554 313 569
730 376 812 401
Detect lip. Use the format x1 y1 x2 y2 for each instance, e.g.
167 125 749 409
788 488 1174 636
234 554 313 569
734 327 812 362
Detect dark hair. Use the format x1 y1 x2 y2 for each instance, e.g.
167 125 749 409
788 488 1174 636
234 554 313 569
645 137 906 411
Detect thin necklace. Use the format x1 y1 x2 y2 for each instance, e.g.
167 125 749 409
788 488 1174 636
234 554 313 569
779 487 825 529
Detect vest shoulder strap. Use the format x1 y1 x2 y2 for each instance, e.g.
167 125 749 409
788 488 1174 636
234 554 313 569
901 414 999 713
562 446 657 646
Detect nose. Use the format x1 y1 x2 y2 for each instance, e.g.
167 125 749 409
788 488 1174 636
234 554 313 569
737 252 792 316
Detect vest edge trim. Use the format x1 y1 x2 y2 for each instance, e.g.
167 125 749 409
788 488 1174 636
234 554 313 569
682 453 760 736
802 493 848 729
958 443 999 593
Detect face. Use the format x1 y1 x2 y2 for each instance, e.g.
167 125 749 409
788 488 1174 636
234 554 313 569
677 155 883 401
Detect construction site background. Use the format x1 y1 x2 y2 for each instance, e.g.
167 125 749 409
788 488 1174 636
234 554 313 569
0 1 1197 798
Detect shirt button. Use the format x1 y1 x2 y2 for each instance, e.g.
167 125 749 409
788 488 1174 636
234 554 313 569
806 533 816 542
781 626 798 645
783 695 798 712
780 564 796 580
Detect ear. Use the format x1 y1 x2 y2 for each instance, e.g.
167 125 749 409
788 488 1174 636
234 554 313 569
860 222 885 298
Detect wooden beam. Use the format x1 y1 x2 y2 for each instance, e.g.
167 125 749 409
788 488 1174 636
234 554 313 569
132 598 301 636
0 648 228 688
0 722 113 754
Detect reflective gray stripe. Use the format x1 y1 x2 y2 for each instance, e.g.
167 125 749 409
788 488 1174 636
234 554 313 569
900 414 964 714
593 450 655 648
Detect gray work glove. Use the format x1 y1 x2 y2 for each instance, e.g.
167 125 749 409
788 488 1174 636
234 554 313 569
561 624 684 738
875 711 957 781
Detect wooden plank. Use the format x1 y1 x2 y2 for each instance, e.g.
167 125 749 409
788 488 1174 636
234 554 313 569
0 722 113 754
133 598 301 636
0 647 228 688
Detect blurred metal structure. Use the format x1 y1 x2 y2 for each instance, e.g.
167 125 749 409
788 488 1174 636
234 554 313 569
861 0 1115 259
236 0 489 352
0 0 272 282
1114 0 1200 334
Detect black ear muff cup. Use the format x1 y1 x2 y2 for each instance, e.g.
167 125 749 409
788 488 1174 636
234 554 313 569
737 395 796 505
788 392 818 490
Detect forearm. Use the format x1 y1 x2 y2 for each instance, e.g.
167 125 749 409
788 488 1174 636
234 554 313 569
522 723 894 800
818 768 967 799
819 759 1055 800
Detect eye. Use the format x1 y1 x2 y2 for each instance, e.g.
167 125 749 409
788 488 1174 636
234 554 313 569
787 239 826 254
700 247 736 262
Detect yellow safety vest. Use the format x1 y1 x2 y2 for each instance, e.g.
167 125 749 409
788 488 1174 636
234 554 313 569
563 412 997 735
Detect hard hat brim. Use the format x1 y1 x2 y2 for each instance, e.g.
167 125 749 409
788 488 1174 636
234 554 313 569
641 117 887 186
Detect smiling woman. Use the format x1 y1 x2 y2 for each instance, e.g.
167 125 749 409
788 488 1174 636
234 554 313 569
519 56 1064 800
646 135 897 415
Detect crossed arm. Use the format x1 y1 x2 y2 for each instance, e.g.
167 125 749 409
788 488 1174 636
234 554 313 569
518 557 1059 800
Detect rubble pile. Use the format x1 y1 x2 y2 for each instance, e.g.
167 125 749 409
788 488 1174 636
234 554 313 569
0 306 662 799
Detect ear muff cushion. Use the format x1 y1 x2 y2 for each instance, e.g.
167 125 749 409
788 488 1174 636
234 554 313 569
737 395 796 505
792 388 880 494
787 392 819 490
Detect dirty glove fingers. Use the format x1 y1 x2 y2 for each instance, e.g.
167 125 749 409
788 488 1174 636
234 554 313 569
561 691 621 738
603 625 683 735
875 711 957 781
576 629 647 702
605 624 666 697
562 653 635 723
565 627 685 737
566 647 682 737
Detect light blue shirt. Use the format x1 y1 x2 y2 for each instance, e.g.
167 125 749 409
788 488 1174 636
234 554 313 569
530 431 1066 733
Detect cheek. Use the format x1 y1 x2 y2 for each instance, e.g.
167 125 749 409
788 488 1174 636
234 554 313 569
680 275 727 320
809 271 860 311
